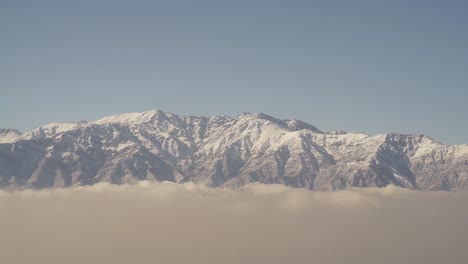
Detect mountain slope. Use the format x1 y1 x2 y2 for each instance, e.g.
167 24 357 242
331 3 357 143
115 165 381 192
0 128 22 144
1 110 467 190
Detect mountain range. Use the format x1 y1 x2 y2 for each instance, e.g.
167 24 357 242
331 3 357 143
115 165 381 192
1 110 467 191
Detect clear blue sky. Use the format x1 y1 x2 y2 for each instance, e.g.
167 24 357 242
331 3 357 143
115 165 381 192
1 0 467 144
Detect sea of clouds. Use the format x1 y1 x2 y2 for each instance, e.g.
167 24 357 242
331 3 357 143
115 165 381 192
1 182 467 264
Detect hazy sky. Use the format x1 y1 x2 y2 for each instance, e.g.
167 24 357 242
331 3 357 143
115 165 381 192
1 182 468 264
1 0 467 144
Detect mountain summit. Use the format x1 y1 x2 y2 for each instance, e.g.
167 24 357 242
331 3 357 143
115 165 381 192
1 110 467 190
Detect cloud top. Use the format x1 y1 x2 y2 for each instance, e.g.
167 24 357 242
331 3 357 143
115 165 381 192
1 182 467 264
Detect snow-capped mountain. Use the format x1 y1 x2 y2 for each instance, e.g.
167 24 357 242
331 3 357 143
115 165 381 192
1 110 467 190
0 128 22 144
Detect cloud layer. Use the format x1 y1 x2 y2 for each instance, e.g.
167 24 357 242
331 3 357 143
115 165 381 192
1 182 467 264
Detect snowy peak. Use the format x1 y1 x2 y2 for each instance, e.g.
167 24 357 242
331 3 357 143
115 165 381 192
23 123 84 139
236 112 323 133
0 128 22 144
93 109 170 125
0 110 467 191
284 119 323 133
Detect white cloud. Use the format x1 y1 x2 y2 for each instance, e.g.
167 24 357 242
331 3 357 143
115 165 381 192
0 182 467 264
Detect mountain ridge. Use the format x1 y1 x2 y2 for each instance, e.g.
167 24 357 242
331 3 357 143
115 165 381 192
1 110 467 191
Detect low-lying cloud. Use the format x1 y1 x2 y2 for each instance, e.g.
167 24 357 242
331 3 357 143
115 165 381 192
1 182 467 264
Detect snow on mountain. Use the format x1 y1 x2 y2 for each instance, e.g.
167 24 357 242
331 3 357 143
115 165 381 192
0 110 467 190
0 128 22 144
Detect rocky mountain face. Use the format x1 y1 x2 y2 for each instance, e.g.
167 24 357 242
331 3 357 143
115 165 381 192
1 110 467 190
